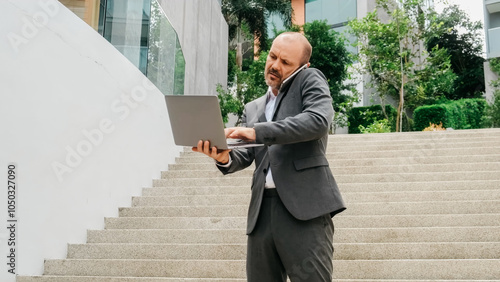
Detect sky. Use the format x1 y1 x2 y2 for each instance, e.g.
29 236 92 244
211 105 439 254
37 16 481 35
434 0 484 25
434 0 486 55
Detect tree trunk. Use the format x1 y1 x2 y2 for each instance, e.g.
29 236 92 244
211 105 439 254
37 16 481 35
397 86 404 132
236 42 243 71
236 25 243 71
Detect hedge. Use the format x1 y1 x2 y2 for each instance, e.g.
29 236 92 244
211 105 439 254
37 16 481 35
413 98 487 131
348 104 412 133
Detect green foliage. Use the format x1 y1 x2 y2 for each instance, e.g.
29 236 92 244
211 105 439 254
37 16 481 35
404 46 458 107
426 5 485 100
217 51 269 125
216 84 238 124
302 20 358 132
359 119 392 134
348 0 457 131
220 21 357 129
348 104 412 133
303 20 352 102
484 58 500 127
221 0 292 54
484 91 500 128
413 98 487 131
227 50 237 85
491 58 500 75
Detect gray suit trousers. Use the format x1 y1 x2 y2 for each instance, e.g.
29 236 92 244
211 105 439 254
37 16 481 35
246 189 334 282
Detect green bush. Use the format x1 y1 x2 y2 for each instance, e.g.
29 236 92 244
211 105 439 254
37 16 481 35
413 98 487 131
359 119 392 133
348 104 412 133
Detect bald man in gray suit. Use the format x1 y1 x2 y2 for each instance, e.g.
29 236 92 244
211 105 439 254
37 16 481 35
193 32 346 282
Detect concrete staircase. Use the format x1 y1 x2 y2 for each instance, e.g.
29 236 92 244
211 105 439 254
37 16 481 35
18 128 500 281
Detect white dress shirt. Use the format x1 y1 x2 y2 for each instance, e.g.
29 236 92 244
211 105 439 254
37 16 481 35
217 87 276 188
264 88 276 188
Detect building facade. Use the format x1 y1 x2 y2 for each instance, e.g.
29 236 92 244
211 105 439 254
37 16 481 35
60 0 228 96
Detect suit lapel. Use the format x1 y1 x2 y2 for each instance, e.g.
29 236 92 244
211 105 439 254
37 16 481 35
272 88 288 121
256 95 267 123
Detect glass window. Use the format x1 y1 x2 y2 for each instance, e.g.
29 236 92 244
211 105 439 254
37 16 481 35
97 0 185 95
267 12 287 38
306 0 357 55
305 0 356 26
99 0 151 74
147 0 185 95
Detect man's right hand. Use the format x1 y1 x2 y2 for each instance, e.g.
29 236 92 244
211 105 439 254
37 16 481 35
192 140 231 164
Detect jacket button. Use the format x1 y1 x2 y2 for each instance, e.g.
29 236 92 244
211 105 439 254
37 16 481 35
263 168 267 174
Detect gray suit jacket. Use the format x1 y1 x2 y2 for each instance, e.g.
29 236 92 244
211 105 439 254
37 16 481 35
218 68 346 234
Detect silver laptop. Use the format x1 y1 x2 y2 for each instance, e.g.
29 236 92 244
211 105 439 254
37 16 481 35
165 95 264 150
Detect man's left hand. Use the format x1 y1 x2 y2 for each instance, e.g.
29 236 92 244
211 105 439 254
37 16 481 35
225 127 256 141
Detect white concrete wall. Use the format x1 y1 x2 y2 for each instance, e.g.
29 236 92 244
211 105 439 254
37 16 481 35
484 61 499 103
0 0 183 279
158 0 229 95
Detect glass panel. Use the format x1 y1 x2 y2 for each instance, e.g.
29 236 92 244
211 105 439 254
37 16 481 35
306 0 356 26
491 11 500 29
101 0 151 74
267 12 286 38
147 0 185 95
332 25 358 55
97 0 106 35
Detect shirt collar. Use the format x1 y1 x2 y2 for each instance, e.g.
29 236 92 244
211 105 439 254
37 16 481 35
266 87 277 103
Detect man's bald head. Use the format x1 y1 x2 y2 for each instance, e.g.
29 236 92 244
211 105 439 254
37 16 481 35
265 32 313 94
273 32 312 65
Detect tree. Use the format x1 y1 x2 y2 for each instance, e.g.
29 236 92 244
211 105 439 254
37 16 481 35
218 50 268 125
426 5 485 100
221 0 292 70
349 0 456 132
302 20 358 132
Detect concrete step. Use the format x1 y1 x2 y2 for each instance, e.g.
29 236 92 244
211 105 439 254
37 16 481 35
327 129 500 141
153 171 500 186
329 136 500 146
43 259 246 278
342 190 500 203
173 154 500 166
119 205 248 218
68 243 246 260
41 258 500 280
35 276 477 282
165 162 500 176
132 190 500 206
161 167 500 180
119 200 500 217
143 180 500 195
333 259 500 280
104 214 500 230
175 130 500 149
177 132 500 150
87 226 500 244
67 242 500 260
179 140 500 155
176 149 500 164
17 277 246 282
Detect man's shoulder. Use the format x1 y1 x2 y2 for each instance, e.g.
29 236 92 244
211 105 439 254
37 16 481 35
246 93 267 106
299 67 327 82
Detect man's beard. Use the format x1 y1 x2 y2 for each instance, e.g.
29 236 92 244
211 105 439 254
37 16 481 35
265 68 282 89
